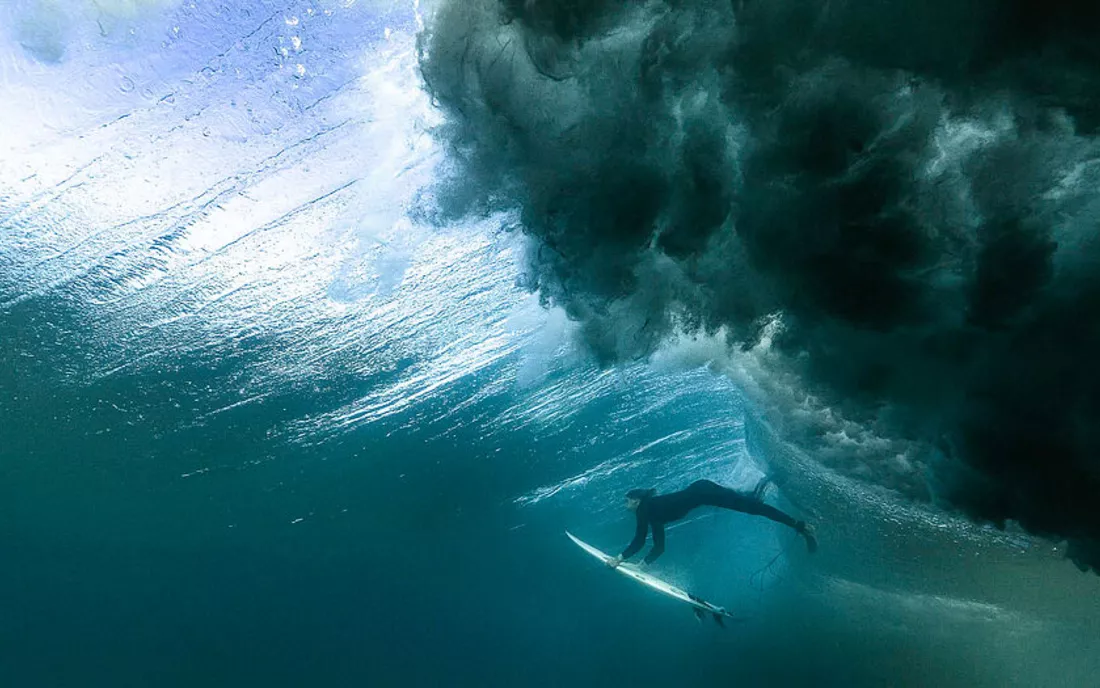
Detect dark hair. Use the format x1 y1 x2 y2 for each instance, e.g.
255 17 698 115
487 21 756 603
626 488 656 500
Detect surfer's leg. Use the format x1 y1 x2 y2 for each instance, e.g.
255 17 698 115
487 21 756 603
698 483 800 528
691 480 817 552
720 487 818 552
751 475 772 501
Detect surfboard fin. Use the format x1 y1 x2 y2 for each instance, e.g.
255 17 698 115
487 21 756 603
712 613 726 629
693 608 704 623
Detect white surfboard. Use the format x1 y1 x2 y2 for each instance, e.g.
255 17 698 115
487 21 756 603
566 531 743 626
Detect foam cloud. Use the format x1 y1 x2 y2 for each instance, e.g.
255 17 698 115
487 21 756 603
418 0 1100 572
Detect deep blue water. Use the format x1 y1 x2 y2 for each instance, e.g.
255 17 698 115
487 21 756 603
3 1 1100 686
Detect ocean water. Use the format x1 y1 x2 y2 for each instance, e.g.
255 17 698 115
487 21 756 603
3 1 1100 686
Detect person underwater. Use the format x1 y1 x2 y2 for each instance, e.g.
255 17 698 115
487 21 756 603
608 478 817 567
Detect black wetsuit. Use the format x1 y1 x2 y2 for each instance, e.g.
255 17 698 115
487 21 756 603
621 479 802 564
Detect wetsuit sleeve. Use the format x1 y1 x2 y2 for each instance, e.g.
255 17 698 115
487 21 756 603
644 522 665 564
621 512 648 559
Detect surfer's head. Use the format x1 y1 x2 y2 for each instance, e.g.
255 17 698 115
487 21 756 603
625 487 656 510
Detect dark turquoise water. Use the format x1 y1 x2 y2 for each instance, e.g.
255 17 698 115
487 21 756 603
3 1 1100 686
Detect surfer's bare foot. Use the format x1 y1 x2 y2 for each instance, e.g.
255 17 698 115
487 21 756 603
607 555 624 569
799 522 818 553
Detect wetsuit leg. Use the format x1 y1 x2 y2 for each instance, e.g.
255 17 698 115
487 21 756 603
689 480 801 530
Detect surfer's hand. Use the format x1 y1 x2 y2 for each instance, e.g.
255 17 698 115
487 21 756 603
607 555 624 569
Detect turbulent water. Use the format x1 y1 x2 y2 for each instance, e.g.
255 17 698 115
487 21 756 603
2 1 1100 686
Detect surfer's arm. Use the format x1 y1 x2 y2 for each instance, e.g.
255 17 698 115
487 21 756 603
620 513 648 560
643 522 665 564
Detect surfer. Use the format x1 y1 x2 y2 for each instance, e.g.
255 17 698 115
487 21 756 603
609 479 817 567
